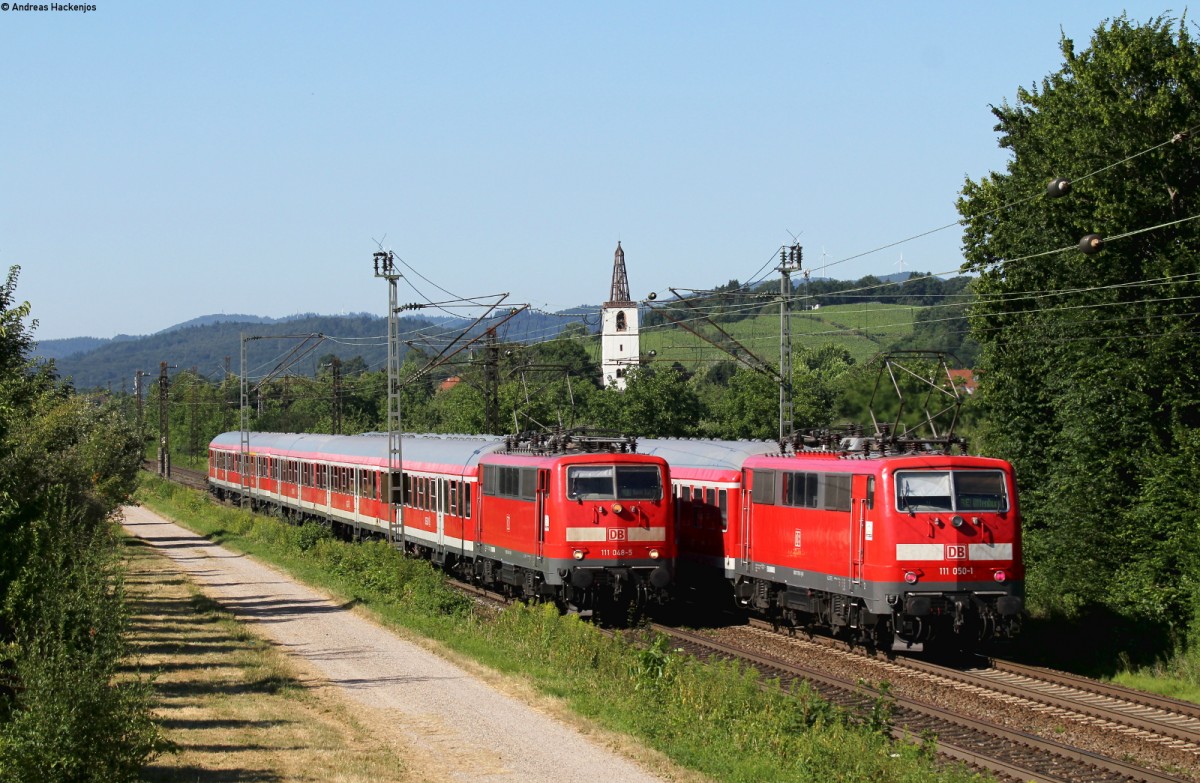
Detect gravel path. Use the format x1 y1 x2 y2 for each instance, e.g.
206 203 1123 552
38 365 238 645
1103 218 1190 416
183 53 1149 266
122 505 678 783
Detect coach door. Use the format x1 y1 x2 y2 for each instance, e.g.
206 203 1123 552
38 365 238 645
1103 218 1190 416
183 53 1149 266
850 474 872 587
739 488 752 568
535 469 549 564
436 478 446 551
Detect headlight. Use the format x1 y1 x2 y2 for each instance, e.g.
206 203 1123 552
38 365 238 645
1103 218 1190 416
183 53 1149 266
951 515 965 528
612 503 624 514
649 548 660 560
993 570 1007 583
904 571 919 584
573 549 585 561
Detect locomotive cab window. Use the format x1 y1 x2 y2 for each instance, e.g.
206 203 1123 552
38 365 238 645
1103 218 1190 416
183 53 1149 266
894 470 1008 513
566 465 662 501
952 471 1009 511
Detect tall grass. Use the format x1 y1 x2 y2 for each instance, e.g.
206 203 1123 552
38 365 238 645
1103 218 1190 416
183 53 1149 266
135 476 985 782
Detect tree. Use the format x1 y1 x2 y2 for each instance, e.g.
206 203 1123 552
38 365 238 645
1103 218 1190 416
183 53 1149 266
712 347 854 440
597 366 703 437
957 15 1200 626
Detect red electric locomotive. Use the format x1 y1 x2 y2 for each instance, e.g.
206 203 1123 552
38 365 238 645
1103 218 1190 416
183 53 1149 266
208 430 674 617
640 437 1024 649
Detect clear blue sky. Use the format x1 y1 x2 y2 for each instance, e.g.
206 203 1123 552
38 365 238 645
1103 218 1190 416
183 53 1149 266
1 1 1177 340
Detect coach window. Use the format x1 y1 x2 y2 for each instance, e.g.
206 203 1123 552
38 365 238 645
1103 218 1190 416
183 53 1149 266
463 483 472 518
719 489 728 531
449 482 458 516
866 476 875 510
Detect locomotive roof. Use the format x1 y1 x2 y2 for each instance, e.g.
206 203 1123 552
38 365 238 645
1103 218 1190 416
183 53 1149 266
210 431 507 469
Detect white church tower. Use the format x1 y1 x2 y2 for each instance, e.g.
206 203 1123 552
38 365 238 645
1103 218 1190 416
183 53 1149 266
601 241 640 390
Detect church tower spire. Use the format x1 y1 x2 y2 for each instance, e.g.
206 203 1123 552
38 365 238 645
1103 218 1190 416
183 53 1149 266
608 241 631 304
601 241 640 390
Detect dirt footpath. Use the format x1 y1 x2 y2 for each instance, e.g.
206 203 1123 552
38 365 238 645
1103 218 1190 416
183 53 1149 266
122 504 680 783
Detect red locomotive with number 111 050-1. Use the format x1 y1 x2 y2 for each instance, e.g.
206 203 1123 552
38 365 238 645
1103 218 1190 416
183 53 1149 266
640 435 1024 649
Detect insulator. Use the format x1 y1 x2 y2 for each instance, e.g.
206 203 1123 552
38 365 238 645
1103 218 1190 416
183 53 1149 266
1046 177 1072 198
1078 233 1104 255
647 291 657 300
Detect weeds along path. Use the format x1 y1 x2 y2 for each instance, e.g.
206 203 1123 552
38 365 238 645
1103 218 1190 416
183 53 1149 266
121 505 674 783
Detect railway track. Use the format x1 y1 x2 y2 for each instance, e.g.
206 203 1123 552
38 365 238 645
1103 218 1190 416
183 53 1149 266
895 652 1200 752
734 616 1200 759
142 461 209 491
655 624 1194 783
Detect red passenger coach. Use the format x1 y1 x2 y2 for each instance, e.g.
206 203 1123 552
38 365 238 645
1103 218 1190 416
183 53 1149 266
208 431 675 617
640 438 1024 649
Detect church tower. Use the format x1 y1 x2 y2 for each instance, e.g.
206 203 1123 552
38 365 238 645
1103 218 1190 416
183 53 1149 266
601 242 640 390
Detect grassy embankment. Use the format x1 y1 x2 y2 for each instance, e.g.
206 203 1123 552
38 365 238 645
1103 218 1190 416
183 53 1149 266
134 475 984 783
586 303 918 369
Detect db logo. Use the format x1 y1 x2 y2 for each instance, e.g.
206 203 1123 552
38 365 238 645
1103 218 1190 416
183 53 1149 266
946 545 967 560
607 528 627 541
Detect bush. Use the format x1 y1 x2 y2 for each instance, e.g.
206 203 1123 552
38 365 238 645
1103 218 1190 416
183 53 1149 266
0 508 164 782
